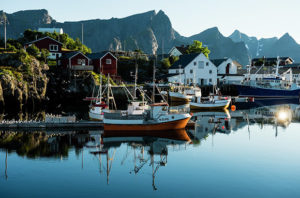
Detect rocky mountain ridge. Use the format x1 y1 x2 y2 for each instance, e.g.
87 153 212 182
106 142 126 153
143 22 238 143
1 9 300 65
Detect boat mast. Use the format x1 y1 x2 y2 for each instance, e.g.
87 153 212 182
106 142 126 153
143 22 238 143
99 74 102 103
152 55 156 103
134 53 138 99
107 74 110 108
275 56 280 77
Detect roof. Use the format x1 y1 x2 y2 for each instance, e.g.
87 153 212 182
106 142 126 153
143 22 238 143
60 51 90 60
25 36 63 45
247 66 300 75
169 53 200 69
87 51 117 60
217 74 244 77
252 57 293 62
284 63 300 68
211 58 228 67
175 46 189 54
164 73 180 78
233 60 242 68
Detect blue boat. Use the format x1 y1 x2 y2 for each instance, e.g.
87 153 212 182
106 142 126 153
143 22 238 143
234 83 300 98
235 57 300 98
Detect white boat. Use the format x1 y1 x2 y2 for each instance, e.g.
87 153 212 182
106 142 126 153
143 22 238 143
190 95 231 111
103 102 191 131
169 86 201 102
89 101 107 121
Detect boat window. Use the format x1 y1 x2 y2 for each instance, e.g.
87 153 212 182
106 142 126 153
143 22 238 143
162 106 167 111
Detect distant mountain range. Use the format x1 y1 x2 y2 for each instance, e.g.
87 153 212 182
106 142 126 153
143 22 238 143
1 9 300 65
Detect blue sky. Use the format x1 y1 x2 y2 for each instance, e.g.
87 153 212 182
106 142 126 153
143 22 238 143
2 0 300 43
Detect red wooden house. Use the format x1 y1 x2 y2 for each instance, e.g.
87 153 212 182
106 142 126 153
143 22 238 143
25 36 63 59
60 51 93 71
87 51 118 75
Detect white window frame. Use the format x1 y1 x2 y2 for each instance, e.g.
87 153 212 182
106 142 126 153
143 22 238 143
106 59 112 64
49 44 58 52
198 61 204 69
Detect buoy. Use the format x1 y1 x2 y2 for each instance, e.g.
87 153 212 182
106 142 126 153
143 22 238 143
231 105 236 111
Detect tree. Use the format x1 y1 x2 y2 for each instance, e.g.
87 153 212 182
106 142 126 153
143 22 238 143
186 40 210 58
40 49 50 62
26 44 40 57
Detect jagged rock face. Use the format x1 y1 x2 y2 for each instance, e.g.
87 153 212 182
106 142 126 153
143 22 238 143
0 9 54 39
229 30 300 62
2 9 300 64
188 27 250 65
0 54 49 109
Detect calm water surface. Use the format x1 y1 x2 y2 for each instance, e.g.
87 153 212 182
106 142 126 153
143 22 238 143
0 102 300 198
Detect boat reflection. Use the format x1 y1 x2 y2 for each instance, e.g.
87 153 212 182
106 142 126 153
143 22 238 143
91 129 191 190
187 110 231 145
187 102 299 143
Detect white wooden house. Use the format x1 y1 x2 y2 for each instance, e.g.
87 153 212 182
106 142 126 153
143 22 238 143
211 58 244 84
168 53 217 86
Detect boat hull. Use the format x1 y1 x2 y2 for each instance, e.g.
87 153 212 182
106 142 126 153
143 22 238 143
89 111 103 121
104 117 191 131
190 100 230 111
169 92 192 102
234 84 300 98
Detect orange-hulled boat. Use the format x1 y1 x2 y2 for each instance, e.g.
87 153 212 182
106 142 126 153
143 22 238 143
103 103 191 131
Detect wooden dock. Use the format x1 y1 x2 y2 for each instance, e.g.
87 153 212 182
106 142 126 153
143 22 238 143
0 120 103 130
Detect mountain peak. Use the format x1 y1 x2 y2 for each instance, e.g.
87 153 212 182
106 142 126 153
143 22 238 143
279 32 295 42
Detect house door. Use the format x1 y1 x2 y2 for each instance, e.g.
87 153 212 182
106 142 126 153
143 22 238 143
201 79 204 86
226 63 230 74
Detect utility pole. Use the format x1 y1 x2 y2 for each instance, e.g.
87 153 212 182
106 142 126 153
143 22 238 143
81 23 83 51
4 16 6 49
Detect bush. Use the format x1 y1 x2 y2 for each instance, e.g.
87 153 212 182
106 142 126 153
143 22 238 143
26 44 40 57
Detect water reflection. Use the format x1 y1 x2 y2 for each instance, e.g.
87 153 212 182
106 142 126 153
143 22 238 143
1 101 300 194
93 130 191 190
0 129 191 190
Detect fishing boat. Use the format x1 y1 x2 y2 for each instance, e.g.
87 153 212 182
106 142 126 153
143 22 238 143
190 87 231 111
190 96 231 110
234 57 300 98
103 61 191 131
103 102 191 131
169 85 201 102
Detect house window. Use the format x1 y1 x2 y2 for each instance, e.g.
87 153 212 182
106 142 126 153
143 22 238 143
77 59 86 65
206 62 209 66
190 69 193 74
198 61 204 69
176 70 179 73
209 78 212 83
194 62 197 66
49 45 58 51
209 70 212 74
106 59 112 64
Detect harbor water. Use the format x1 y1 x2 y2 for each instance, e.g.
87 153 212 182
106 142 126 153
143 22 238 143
0 100 300 198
